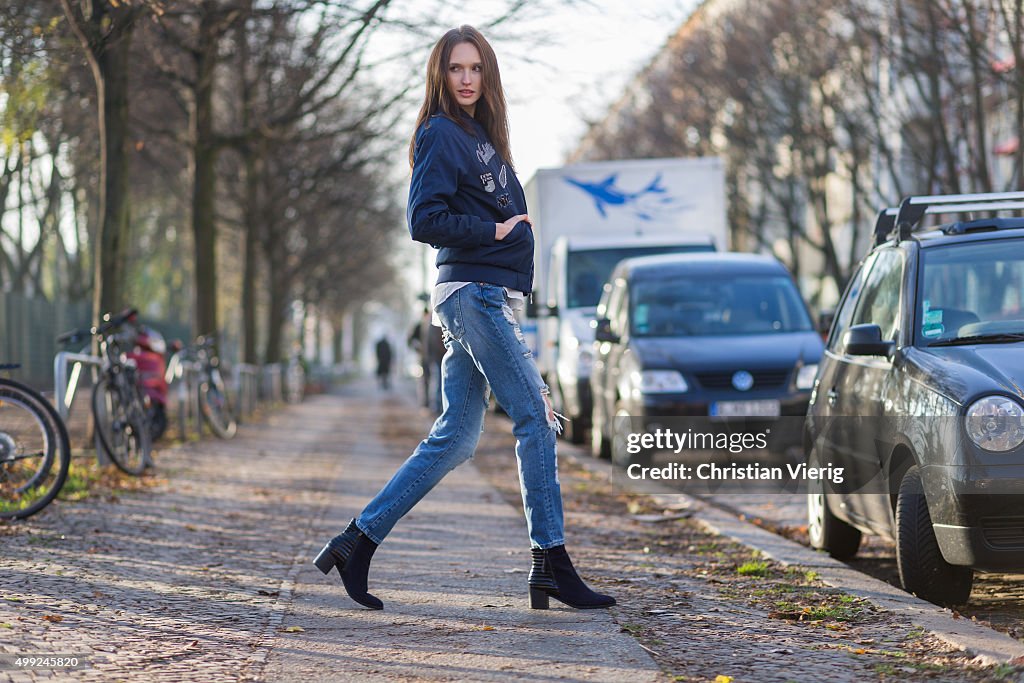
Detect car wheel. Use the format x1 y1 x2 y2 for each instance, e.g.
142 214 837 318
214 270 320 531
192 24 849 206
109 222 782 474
611 403 650 468
806 447 861 559
895 466 973 606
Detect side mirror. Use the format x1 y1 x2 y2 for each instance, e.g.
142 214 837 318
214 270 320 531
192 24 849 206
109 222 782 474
593 317 619 344
843 324 895 357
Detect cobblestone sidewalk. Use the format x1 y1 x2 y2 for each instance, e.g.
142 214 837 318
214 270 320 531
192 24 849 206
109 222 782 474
0 381 657 682
0 394 352 681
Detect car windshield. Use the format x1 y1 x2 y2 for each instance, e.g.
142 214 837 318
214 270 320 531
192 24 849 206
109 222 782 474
630 274 813 337
918 238 1024 345
566 244 714 309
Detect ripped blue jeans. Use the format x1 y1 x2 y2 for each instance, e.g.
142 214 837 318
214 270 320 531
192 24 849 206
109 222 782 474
356 283 566 549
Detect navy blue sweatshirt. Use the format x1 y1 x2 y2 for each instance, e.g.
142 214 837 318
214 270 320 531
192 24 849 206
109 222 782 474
408 113 534 293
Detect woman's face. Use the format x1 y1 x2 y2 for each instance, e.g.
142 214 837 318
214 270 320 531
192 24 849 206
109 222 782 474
447 41 482 115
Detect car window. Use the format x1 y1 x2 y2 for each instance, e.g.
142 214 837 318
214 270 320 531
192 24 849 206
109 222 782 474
850 249 903 342
566 245 714 309
827 253 875 352
917 237 1024 342
628 273 813 337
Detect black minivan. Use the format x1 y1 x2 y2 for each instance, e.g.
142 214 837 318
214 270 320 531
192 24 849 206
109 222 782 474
589 253 823 465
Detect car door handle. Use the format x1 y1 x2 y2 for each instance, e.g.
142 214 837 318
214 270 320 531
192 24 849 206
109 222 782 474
827 389 839 406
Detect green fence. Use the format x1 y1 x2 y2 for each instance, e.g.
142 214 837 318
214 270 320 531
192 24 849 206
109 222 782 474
0 292 191 389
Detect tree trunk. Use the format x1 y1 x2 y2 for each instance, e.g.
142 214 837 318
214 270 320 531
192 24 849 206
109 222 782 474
242 149 261 363
98 25 133 314
191 3 220 337
58 0 138 326
264 253 287 364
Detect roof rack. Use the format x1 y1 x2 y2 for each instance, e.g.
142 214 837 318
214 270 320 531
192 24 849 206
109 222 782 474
872 191 1024 246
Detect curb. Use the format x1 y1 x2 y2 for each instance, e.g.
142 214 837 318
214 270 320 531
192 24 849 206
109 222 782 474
559 446 1024 667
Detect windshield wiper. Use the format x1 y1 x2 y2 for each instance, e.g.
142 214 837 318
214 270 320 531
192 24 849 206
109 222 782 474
929 333 1024 347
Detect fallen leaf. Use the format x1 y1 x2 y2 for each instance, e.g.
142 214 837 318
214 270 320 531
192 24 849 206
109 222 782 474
184 524 198 532
0 623 13 629
768 610 802 621
852 648 866 655
480 625 495 631
714 676 733 683
257 590 280 597
42 615 63 623
282 626 304 633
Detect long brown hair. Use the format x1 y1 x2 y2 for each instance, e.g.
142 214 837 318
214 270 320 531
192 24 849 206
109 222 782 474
408 25 513 170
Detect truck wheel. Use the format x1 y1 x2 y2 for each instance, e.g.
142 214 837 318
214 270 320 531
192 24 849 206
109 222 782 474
806 449 860 559
611 404 649 468
895 466 973 606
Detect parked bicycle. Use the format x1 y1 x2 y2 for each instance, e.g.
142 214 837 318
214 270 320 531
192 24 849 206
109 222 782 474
58 309 153 475
0 365 72 519
166 334 237 439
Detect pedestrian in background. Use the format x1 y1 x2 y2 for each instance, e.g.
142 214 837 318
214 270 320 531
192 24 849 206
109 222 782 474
407 307 445 411
374 336 392 390
315 25 614 612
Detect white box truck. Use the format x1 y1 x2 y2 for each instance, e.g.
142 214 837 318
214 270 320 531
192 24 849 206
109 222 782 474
523 156 728 443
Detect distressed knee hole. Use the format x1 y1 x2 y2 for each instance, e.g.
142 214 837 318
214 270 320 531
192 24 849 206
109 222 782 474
502 303 528 349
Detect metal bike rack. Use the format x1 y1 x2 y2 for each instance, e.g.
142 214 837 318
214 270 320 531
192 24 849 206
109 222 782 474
53 350 107 465
261 364 283 403
233 363 259 422
165 353 205 441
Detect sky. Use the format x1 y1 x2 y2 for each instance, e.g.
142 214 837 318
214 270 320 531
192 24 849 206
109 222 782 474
496 0 700 180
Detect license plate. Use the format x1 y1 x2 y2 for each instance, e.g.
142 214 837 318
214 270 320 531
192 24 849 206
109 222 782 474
710 399 781 417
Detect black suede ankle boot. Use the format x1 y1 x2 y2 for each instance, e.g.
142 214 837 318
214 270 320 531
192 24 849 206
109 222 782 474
313 519 383 610
528 545 616 609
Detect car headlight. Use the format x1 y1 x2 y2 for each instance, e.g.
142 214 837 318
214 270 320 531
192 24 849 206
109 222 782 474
632 369 689 394
965 395 1024 452
795 364 818 390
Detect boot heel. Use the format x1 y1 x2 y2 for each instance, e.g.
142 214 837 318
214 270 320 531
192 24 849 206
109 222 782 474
313 544 337 575
529 587 550 609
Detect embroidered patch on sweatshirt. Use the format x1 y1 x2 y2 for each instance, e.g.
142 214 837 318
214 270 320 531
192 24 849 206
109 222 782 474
477 142 496 165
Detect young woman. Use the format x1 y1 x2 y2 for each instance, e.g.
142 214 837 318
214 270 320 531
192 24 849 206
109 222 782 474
314 25 615 612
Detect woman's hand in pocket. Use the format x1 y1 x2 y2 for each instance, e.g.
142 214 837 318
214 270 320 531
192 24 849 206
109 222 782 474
495 214 531 241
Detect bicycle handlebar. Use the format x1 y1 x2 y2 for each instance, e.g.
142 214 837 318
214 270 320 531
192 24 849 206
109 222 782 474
56 308 139 345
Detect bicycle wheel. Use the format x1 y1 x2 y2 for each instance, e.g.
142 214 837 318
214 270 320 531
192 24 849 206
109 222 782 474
0 378 71 519
199 372 237 439
92 374 151 475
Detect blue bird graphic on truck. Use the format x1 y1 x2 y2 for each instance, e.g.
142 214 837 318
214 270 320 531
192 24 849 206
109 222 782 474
564 172 691 221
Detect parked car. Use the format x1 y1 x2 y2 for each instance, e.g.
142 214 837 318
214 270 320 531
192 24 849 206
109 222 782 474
589 253 823 466
806 190 1024 606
